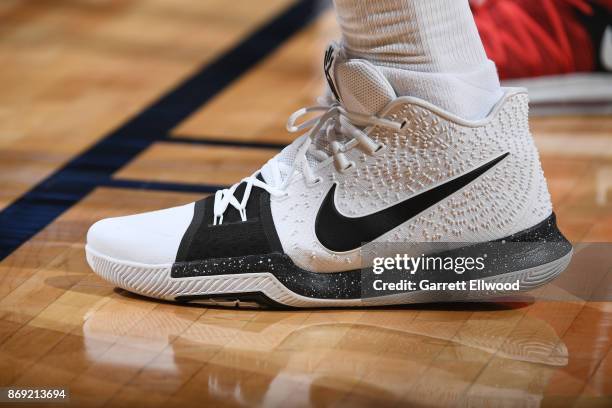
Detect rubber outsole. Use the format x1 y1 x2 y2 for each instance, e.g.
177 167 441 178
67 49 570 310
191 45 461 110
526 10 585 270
85 245 573 309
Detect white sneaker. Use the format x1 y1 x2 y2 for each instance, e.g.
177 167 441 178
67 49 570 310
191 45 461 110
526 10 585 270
86 44 572 308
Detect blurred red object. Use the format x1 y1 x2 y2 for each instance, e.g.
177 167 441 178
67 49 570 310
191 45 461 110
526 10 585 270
472 0 612 115
472 0 611 79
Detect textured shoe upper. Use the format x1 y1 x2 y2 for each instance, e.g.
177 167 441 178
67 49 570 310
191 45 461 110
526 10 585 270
270 89 552 273
86 46 553 273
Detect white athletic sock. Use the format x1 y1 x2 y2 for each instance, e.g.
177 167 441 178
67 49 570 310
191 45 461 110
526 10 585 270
332 0 503 119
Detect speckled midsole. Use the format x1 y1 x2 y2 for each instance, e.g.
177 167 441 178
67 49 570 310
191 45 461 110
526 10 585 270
86 213 573 307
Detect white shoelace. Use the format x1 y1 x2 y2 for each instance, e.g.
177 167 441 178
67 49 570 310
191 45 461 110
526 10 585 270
212 98 404 225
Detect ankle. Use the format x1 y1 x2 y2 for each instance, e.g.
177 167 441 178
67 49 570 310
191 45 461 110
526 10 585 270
380 60 503 120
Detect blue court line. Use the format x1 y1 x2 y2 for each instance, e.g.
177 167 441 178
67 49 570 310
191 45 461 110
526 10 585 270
102 179 224 194
0 0 327 261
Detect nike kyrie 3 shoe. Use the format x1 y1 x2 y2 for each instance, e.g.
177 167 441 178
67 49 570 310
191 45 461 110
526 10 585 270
473 0 612 115
86 44 573 308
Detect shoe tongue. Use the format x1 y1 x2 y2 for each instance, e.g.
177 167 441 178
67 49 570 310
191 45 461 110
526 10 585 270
261 44 397 187
324 42 397 115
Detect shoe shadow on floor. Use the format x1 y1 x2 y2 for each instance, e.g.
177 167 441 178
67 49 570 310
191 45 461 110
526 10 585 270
112 286 533 312
43 272 533 312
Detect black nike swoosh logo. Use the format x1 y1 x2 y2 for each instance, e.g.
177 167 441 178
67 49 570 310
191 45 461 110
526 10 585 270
315 152 510 252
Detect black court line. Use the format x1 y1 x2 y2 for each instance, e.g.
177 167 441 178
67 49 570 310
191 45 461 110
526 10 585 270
0 0 327 261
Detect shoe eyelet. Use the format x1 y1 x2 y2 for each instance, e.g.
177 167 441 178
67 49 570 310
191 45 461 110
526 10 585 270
373 143 386 155
341 162 356 173
306 177 322 187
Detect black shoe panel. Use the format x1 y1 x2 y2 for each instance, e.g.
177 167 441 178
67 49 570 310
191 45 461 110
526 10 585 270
171 213 573 300
175 183 282 263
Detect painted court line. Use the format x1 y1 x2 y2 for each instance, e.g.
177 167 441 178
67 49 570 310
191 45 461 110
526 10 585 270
0 0 327 260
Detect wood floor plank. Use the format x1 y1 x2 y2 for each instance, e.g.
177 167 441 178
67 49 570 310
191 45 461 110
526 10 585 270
0 0 611 406
172 10 339 144
115 142 280 186
0 0 293 211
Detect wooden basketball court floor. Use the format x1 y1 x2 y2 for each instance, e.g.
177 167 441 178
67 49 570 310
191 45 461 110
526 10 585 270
0 0 611 406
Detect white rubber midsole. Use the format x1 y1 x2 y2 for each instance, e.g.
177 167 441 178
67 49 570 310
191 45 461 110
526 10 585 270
85 245 573 308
